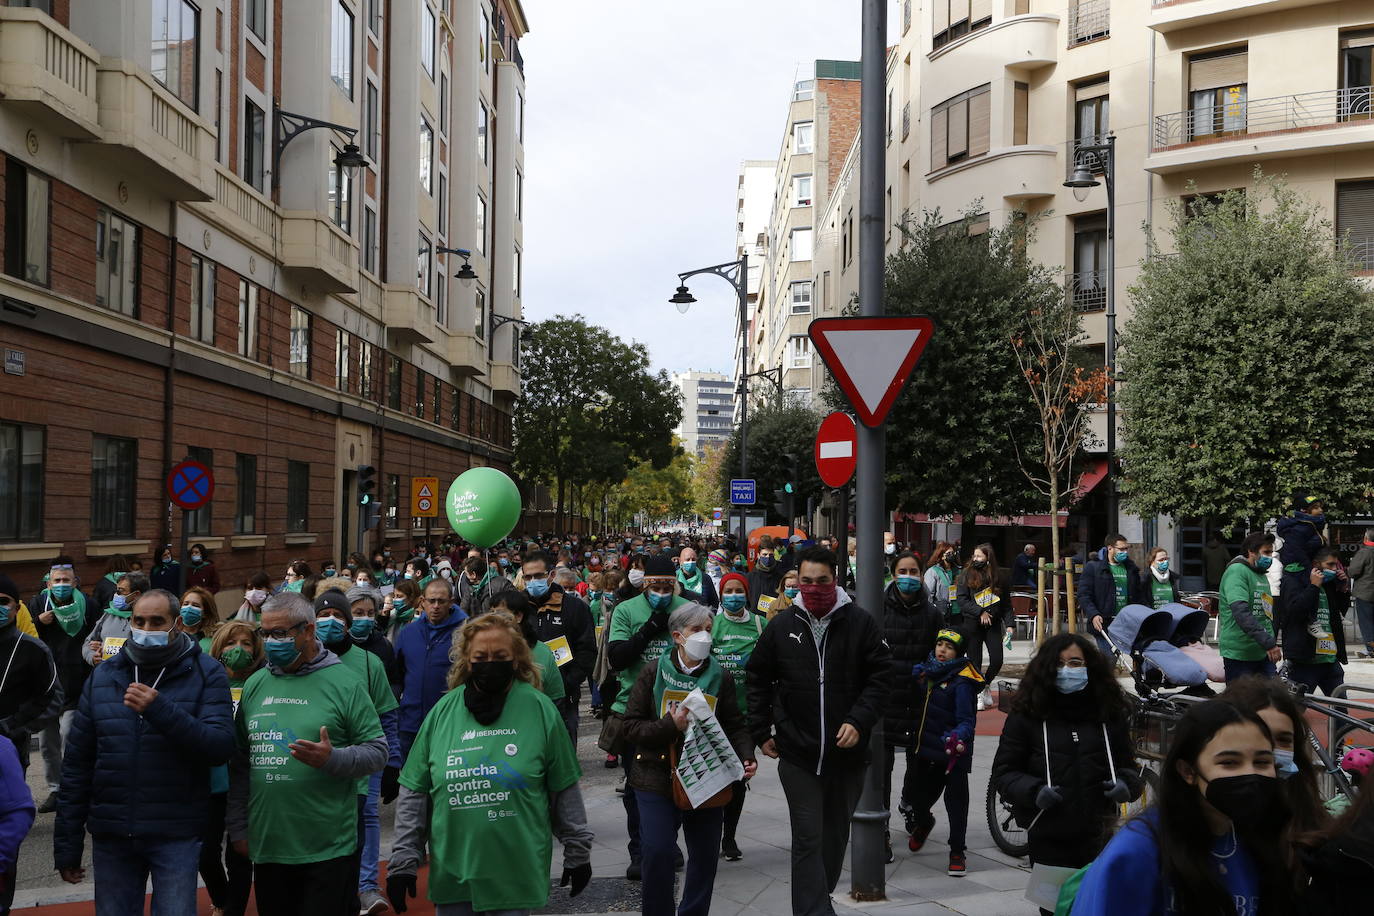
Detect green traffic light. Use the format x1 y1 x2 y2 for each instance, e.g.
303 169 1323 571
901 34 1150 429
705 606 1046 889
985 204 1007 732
784 483 794 494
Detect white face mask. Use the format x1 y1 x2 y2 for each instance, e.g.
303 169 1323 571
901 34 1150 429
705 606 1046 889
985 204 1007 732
682 630 713 662
245 589 268 606
627 569 645 587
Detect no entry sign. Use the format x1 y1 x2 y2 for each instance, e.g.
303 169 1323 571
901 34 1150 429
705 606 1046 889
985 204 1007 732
814 412 858 489
167 459 215 511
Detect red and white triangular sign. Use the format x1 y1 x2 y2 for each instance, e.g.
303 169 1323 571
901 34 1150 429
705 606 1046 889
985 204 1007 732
808 316 935 427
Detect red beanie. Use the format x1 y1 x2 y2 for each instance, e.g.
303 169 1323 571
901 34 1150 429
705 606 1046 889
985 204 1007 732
719 572 749 597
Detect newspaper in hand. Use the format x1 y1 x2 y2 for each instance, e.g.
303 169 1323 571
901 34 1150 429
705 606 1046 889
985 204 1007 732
674 687 746 809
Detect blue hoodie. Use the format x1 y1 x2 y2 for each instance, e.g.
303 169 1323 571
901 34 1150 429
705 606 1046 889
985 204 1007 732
394 605 468 738
0 737 33 873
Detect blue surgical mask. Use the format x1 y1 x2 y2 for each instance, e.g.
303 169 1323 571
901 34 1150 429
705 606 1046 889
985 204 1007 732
588 590 601 601
1321 568 1338 583
50 583 74 601
1055 666 1090 693
350 617 376 639
526 578 550 598
757 555 774 569
721 594 747 613
323 568 337 578
111 594 128 611
1274 748 1299 779
392 596 406 608
1155 560 1169 573
784 587 799 599
179 605 203 627
647 591 673 611
680 561 696 575
129 627 169 648
264 637 301 668
315 617 346 644
1255 554 1274 571
1113 550 1129 564
896 575 921 594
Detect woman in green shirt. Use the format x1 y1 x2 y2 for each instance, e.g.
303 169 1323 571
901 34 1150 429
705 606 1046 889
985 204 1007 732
1139 547 1181 610
388 614 593 915
176 585 222 655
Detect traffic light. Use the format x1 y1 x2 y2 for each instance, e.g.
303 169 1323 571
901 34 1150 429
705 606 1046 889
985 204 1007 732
357 465 381 530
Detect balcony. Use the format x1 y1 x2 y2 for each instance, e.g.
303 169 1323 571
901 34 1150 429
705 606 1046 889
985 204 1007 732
0 8 100 139
489 361 520 396
445 332 486 376
1068 0 1110 46
1067 269 1108 312
1149 87 1374 174
188 167 279 254
93 60 214 200
1150 0 1330 34
381 285 435 345
280 212 358 293
1000 145 1062 200
928 15 1059 72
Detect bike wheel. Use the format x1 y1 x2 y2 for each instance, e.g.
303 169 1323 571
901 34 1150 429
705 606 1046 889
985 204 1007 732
986 774 1031 858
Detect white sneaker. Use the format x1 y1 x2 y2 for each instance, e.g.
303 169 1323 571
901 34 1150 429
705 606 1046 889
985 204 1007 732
360 889 389 915
977 688 992 710
976 694 989 711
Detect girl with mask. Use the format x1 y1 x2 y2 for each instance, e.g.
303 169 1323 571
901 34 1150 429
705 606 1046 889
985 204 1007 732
1139 547 1181 610
991 635 1139 912
149 545 182 594
232 572 272 624
176 586 221 655
280 561 311 594
370 551 395 587
1280 548 1350 696
711 573 765 860
957 543 1009 709
624 603 757 915
923 541 960 625
1069 699 1292 916
186 543 221 594
767 569 800 619
382 579 422 642
386 614 593 916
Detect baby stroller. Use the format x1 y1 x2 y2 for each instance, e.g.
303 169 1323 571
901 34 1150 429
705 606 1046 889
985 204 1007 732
1105 603 1219 697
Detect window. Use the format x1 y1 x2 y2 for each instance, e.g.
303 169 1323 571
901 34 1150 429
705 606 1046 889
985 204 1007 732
91 435 137 539
1074 82 1110 159
475 287 487 339
1071 212 1108 312
10 1 52 11
184 446 211 535
1337 180 1374 271
788 336 812 369
930 85 991 171
933 0 992 51
841 211 853 268
476 193 487 254
419 117 434 193
0 421 43 541
515 91 525 143
363 207 378 274
418 234 432 297
288 305 310 376
244 100 265 191
367 0 380 34
515 170 523 220
286 461 309 533
793 79 814 102
794 121 814 154
234 453 257 534
387 355 401 409
414 368 426 419
1068 0 1109 45
420 2 435 77
478 102 488 163
329 145 353 232
365 82 380 160
4 159 49 286
329 0 353 95
792 175 813 208
1014 81 1029 145
1188 49 1247 140
513 247 522 297
438 174 447 235
1339 31 1373 121
439 72 449 135
336 329 351 390
189 255 216 343
237 280 258 358
790 228 813 261
151 0 199 108
790 281 813 314
96 209 139 316
358 339 375 399
436 271 448 327
386 473 400 528
246 0 266 41
214 70 222 163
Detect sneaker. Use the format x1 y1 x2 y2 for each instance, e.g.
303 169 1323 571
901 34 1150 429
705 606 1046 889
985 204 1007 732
721 837 742 861
898 801 917 835
605 753 620 769
359 889 389 915
37 792 58 814
908 812 935 852
980 687 993 708
883 831 895 864
626 860 642 881
948 852 967 877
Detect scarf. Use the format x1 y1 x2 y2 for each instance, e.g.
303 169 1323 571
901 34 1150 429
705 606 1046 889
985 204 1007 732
105 601 132 620
651 647 725 718
46 589 87 637
677 566 703 593
919 651 969 684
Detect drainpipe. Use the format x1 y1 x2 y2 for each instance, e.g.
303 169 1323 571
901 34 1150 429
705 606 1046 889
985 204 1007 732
162 201 180 589
1146 28 1156 257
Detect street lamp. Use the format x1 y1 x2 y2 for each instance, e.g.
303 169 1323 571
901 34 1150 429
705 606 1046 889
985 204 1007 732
491 313 530 364
273 109 367 189
670 255 749 547
1064 133 1117 533
438 247 478 288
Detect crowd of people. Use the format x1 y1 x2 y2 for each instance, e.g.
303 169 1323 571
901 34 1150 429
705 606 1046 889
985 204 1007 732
0 500 1367 916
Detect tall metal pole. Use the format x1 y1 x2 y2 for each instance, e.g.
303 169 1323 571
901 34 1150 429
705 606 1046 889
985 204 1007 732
850 0 888 901
1103 137 1118 534
738 251 750 549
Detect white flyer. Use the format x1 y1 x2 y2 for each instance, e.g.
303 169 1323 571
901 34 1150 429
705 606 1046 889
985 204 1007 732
674 688 745 809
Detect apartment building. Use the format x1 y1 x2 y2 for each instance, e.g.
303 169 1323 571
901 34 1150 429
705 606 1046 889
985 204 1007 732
0 0 528 595
733 158 773 419
672 370 736 458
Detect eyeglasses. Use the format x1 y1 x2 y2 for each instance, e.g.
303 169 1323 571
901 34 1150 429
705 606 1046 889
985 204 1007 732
257 622 306 640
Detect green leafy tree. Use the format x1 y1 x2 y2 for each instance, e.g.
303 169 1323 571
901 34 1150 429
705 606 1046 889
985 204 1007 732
610 441 697 526
691 443 728 520
1119 175 1374 523
514 315 682 531
716 399 822 526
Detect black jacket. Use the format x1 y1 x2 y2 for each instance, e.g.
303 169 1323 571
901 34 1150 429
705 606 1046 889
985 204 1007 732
745 566 783 614
745 593 891 776
991 695 1141 847
530 585 597 695
957 575 1008 632
879 581 941 748
1282 577 1350 665
1136 568 1182 608
32 590 100 712
1076 549 1146 626
355 630 401 695
1299 799 1374 913
0 624 61 756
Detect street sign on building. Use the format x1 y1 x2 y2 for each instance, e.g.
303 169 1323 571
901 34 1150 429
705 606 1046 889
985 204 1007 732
808 316 935 427
411 476 439 517
814 412 858 489
712 508 723 521
729 479 756 506
166 459 214 511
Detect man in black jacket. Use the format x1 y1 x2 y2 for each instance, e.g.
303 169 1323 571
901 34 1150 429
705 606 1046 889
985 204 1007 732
1076 534 1144 656
1282 548 1350 696
522 552 596 741
0 573 61 773
746 547 890 916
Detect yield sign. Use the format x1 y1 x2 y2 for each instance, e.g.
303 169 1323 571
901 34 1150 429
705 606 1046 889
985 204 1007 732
808 316 935 427
814 412 857 489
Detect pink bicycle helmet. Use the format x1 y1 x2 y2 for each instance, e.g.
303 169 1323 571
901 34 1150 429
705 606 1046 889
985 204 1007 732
1340 747 1374 779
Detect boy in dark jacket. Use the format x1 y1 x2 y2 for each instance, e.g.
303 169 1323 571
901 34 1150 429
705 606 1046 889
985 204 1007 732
1282 548 1350 696
906 629 981 876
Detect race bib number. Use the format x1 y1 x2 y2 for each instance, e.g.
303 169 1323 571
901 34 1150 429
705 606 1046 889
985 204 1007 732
948 585 958 602
757 595 776 614
101 637 126 660
1260 592 1274 620
975 588 998 609
230 687 243 714
1316 636 1338 658
660 688 717 718
543 635 574 667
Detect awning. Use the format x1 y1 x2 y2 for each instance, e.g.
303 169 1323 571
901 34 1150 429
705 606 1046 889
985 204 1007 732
1073 459 1110 502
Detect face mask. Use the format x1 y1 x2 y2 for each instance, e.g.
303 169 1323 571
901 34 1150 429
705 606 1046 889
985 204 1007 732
386 567 397 577
1155 560 1169 573
499 558 510 567
129 627 169 648
179 605 203 627
1255 554 1274 571
971 559 987 569
1202 773 1287 834
111 594 128 611
0 606 12 627
647 590 673 611
191 553 203 564
162 554 173 564
1056 666 1090 693
221 645 253 671
1274 748 1299 780
350 616 376 638
245 589 268 606
784 586 799 599
884 543 896 556
896 575 921 594
588 590 601 600
680 561 697 575
315 616 346 644
404 572 415 580
50 583 74 601
468 659 516 694
1113 550 1129 564
708 563 721 576
526 578 550 598
682 631 713 662
264 636 301 668
627 569 645 587
800 583 837 617
1321 568 1338 583
392 596 407 609
756 555 774 570
722 593 747 613
324 568 337 578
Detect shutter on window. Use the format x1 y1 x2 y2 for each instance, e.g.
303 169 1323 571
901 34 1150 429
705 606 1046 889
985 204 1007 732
971 0 992 23
1337 181 1374 239
931 107 948 170
1014 82 1029 145
1076 79 1109 102
1190 51 1248 92
947 99 969 158
933 0 949 34
969 89 991 156
1340 29 1374 49
951 0 971 27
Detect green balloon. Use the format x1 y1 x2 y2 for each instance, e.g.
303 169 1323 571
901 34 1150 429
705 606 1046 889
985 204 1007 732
446 467 521 548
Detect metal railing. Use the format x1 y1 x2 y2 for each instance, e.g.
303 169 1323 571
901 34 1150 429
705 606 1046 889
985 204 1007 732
1343 235 1374 272
1154 85 1373 149
1068 0 1110 44
1065 134 1110 179
902 101 911 141
903 0 912 33
1066 269 1108 312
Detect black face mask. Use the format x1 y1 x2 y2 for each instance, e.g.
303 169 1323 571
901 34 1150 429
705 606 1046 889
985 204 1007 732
464 660 516 724
971 559 987 569
1203 774 1289 835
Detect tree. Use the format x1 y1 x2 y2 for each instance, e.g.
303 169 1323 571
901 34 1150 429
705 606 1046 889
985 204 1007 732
1119 174 1374 523
514 315 683 531
716 399 822 526
610 442 697 527
831 208 1040 523
691 442 728 520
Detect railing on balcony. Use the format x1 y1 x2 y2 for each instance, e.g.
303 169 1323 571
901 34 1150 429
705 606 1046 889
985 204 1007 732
1065 134 1110 179
1344 235 1374 272
41 22 94 99
1068 0 1110 44
1067 269 1108 312
215 169 277 242
1154 85 1373 149
902 102 911 141
150 89 198 157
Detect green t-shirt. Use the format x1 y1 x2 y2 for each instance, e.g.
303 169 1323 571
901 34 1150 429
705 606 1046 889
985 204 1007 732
1109 563 1130 615
711 611 765 714
338 646 400 793
398 681 581 910
1218 562 1274 661
608 593 684 715
1149 577 1173 610
236 662 384 864
1313 590 1338 664
532 641 566 702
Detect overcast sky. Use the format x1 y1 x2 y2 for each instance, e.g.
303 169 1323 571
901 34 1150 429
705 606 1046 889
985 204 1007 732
520 1 898 378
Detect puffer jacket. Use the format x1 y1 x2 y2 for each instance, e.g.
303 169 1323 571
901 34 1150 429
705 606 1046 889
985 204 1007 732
911 655 980 774
880 581 941 748
1299 796 1374 913
991 691 1141 844
1282 577 1350 664
54 637 235 869
1278 513 1326 573
1076 548 1146 628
